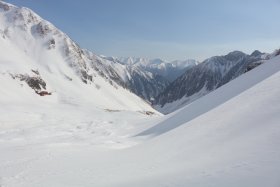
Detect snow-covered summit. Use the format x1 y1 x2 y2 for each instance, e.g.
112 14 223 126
117 57 198 82
0 1 157 113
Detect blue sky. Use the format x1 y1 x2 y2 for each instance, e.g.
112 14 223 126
5 0 280 61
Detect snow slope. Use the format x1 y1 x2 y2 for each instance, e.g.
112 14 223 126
0 1 156 112
1 1 280 187
1 51 280 186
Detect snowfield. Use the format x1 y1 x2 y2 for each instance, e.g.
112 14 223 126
1 1 280 187
1 55 280 187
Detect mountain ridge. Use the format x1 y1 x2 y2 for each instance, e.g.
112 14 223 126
0 1 276 115
154 50 269 114
0 0 157 113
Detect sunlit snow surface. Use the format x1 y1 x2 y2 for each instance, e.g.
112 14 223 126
1 1 280 187
0 56 280 187
0 1 156 113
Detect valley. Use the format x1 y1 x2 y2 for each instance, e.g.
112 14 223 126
0 1 280 187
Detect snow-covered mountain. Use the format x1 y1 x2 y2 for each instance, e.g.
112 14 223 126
99 56 169 102
0 0 197 110
1 44 280 187
1 2 280 187
154 50 269 114
99 56 198 102
0 1 157 113
117 57 198 82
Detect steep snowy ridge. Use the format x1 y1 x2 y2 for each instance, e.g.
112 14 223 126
155 50 268 114
0 1 156 112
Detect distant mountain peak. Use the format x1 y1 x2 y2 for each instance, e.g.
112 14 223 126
250 50 263 57
224 51 246 61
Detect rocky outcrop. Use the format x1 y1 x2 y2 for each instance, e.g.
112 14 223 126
10 70 51 96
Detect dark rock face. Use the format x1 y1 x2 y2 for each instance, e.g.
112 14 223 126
111 57 197 102
251 50 263 58
11 71 51 96
24 76 46 90
155 51 265 111
275 49 280 57
245 61 264 73
89 56 171 102
36 21 52 36
125 68 170 102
